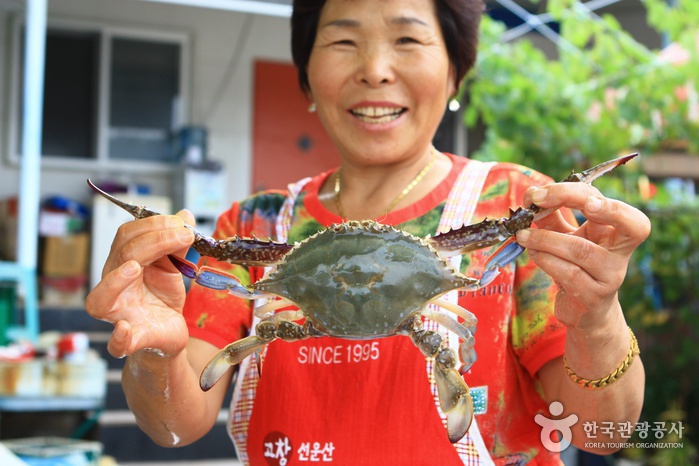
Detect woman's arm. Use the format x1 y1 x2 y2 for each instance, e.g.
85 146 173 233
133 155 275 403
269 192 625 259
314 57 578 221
516 182 650 453
85 211 231 446
538 318 645 453
121 338 233 447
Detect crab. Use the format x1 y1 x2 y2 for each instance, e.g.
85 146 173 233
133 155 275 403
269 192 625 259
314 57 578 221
87 152 637 443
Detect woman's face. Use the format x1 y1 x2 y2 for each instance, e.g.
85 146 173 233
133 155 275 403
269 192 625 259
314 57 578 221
307 0 455 166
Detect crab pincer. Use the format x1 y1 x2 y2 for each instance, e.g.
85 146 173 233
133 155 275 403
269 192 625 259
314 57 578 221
429 153 639 279
87 179 293 267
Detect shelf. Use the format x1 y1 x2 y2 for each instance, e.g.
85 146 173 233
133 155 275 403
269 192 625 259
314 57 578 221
0 396 103 412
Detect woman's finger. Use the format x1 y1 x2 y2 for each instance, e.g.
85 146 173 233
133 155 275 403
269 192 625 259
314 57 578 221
107 320 134 359
578 196 651 249
102 215 193 273
116 227 193 266
525 184 650 251
176 209 196 227
523 186 581 234
530 208 578 234
525 183 601 212
85 260 143 324
519 227 634 291
104 222 193 278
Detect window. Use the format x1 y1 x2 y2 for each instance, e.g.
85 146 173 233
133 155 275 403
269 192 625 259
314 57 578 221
8 18 190 170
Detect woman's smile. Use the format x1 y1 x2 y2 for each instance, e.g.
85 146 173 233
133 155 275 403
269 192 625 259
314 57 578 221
348 101 408 127
349 105 407 124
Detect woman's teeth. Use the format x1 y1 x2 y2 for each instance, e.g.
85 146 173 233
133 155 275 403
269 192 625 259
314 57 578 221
350 107 405 124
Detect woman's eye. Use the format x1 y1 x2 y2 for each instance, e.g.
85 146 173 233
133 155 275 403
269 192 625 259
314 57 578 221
333 39 355 46
397 37 419 45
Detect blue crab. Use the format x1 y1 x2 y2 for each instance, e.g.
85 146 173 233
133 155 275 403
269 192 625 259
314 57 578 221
87 153 636 443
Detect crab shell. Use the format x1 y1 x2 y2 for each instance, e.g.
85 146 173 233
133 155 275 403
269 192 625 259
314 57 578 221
253 220 478 337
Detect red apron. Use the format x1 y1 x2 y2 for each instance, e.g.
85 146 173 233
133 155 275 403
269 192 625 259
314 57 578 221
230 160 496 465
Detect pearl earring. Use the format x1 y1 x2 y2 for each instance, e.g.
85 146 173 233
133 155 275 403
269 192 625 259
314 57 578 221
308 102 316 113
448 98 460 112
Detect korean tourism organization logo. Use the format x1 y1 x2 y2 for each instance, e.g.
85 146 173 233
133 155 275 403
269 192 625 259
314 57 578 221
535 401 685 452
534 401 578 452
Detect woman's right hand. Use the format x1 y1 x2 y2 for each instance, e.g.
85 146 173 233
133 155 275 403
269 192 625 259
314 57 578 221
85 211 195 359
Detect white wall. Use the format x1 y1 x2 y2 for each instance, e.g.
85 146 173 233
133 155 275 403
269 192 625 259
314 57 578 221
0 0 292 208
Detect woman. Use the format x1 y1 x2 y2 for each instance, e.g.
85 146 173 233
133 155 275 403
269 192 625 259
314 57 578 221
85 0 650 464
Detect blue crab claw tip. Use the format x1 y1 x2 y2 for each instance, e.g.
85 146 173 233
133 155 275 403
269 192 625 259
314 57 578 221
483 241 525 274
479 268 500 287
168 255 198 279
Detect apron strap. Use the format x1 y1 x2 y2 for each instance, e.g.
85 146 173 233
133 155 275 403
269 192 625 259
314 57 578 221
438 159 496 234
276 177 312 242
430 158 496 465
229 176 312 463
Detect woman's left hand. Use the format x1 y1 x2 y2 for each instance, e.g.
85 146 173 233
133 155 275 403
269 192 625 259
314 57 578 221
515 182 651 330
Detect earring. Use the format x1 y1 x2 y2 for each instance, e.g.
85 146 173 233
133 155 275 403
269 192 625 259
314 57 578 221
448 98 460 112
308 102 316 113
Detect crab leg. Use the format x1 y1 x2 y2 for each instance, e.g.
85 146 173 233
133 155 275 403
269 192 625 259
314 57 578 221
87 179 293 266
408 318 474 442
434 354 474 441
431 207 535 257
201 319 314 391
254 301 303 320
431 298 478 328
425 309 475 344
423 309 477 373
201 334 272 390
429 153 638 277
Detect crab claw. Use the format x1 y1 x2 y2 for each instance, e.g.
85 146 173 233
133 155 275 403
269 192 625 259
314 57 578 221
480 238 526 286
200 335 270 391
434 360 474 442
566 152 638 184
169 255 260 300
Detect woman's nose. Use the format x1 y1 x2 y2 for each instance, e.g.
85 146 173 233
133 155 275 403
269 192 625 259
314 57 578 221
356 45 395 87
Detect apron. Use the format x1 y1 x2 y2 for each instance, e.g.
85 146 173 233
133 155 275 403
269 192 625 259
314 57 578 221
229 159 496 465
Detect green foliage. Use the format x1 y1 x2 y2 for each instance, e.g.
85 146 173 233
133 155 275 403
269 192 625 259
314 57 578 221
464 0 699 179
619 197 699 464
463 2 699 462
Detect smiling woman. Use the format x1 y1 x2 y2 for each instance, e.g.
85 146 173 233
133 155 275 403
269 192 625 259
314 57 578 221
85 0 650 465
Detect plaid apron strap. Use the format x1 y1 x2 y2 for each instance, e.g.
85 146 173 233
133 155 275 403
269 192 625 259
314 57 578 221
276 177 312 242
229 176 312 462
431 158 496 465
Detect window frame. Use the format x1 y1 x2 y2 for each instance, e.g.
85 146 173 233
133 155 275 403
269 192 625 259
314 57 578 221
6 15 191 173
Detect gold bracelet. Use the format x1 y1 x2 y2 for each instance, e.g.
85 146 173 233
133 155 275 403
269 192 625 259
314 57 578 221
563 327 640 390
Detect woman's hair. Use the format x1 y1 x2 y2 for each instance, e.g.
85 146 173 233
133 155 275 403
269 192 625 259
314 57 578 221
291 0 485 96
